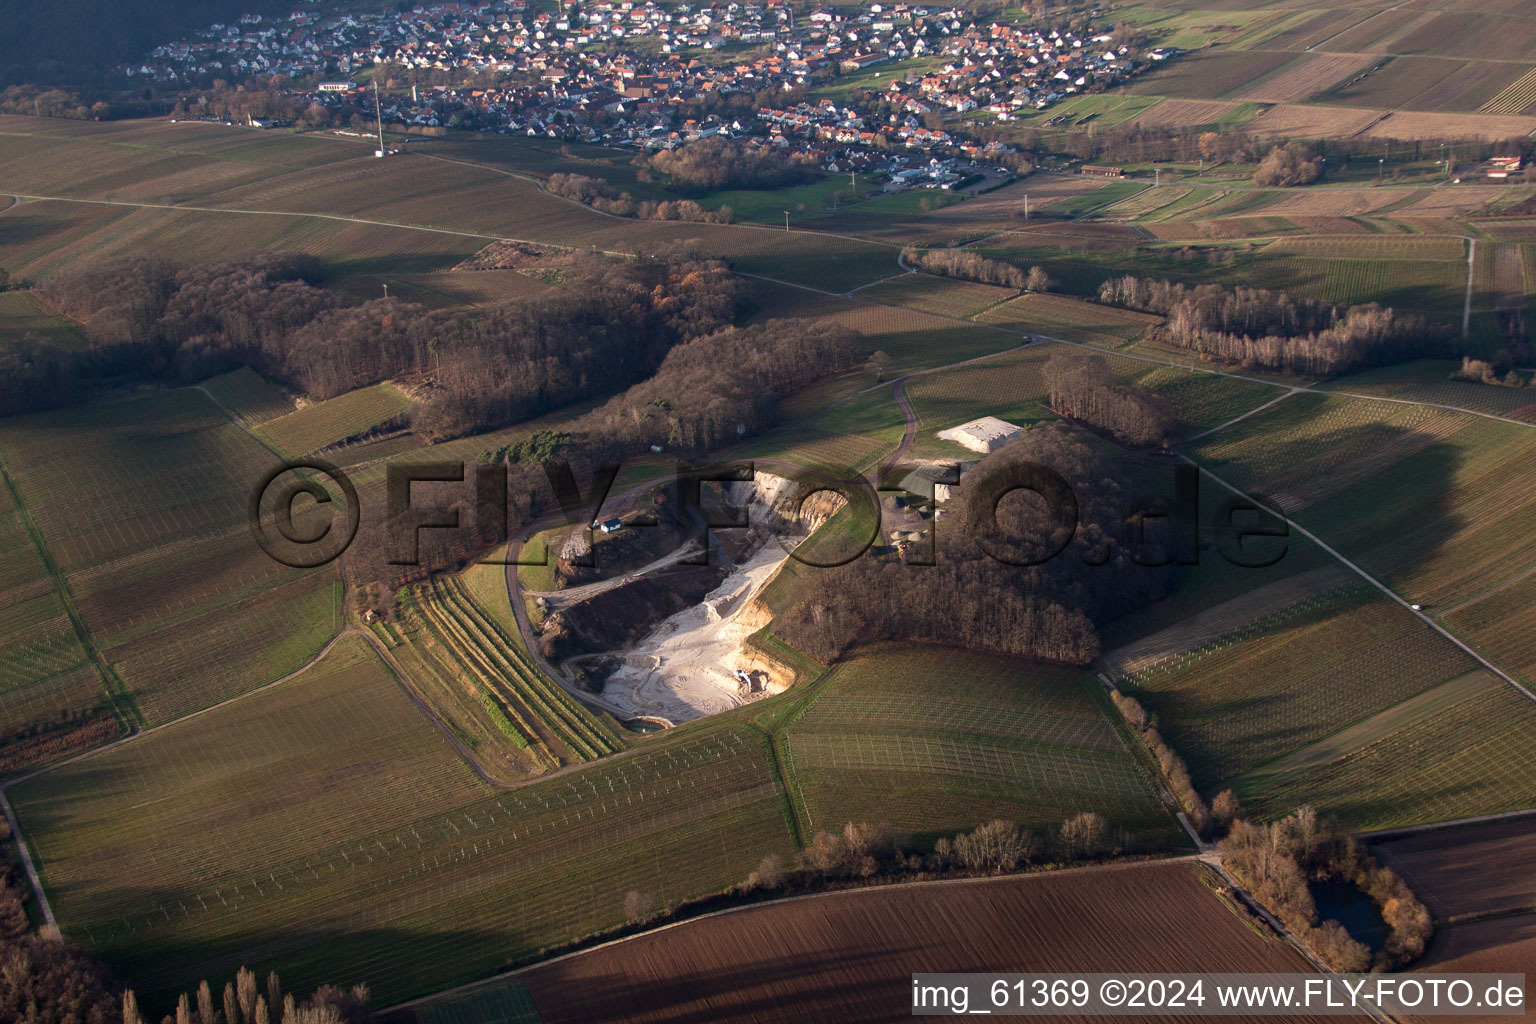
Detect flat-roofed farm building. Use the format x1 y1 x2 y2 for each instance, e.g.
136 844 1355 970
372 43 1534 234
937 416 1023 453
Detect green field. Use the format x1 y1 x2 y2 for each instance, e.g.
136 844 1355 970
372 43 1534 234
903 344 1055 433
1187 391 1536 609
856 273 1017 320
696 174 878 224
0 289 88 349
1246 681 1536 829
0 390 341 726
261 383 413 456
401 576 621 772
198 368 295 426
784 644 1179 847
1321 359 1536 421
1126 364 1279 435
975 293 1163 347
0 463 117 771
733 384 907 477
1119 585 1480 793
14 639 796 1006
822 303 1020 373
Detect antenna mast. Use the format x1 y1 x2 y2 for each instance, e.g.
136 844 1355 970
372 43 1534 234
373 80 386 157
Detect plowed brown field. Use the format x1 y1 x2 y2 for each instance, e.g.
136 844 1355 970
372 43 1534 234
510 861 1360 1023
1374 817 1536 921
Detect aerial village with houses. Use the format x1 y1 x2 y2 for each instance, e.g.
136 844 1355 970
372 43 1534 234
132 0 1170 182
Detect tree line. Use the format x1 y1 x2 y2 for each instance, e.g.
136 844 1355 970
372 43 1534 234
900 247 1052 292
1097 274 1445 376
1044 351 1175 448
1012 117 1536 171
776 423 1177 666
1110 688 1214 836
16 250 746 438
124 969 368 1024
545 173 734 224
715 811 1125 913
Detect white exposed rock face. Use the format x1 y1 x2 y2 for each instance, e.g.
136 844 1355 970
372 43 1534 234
600 471 834 722
720 471 847 532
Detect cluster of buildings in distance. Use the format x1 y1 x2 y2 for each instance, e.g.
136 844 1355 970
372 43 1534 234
136 0 1171 170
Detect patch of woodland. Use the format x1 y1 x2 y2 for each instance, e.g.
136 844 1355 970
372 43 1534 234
1218 807 1434 973
1252 144 1324 188
775 423 1177 666
1453 355 1534 389
635 137 822 194
900 247 1053 292
344 317 866 597
13 250 745 438
1098 275 1448 376
1045 351 1176 447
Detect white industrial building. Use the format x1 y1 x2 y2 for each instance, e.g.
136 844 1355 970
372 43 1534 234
936 416 1023 454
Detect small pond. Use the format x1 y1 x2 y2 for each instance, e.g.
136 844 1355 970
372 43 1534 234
1312 879 1388 953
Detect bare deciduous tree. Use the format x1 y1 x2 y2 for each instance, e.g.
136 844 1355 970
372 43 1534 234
1059 812 1108 857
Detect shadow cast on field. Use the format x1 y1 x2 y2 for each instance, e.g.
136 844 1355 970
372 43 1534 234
69 906 558 1020
0 206 77 250
1146 418 1474 794
1205 419 1468 579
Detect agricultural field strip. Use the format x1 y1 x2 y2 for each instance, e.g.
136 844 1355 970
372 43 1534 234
0 190 633 258
6 185 1526 432
790 733 1140 798
0 626 354 933
64 727 770 941
0 629 351 792
0 453 124 721
1124 588 1478 785
1246 686 1536 831
797 695 1121 752
1175 451 1536 707
5 145 914 260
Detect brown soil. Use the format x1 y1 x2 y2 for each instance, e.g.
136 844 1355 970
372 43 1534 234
518 861 1363 1023
1374 817 1536 921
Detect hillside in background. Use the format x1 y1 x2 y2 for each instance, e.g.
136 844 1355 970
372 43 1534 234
0 0 330 86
